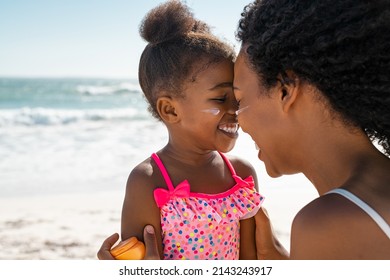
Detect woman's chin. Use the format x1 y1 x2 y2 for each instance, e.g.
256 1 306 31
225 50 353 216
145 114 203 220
263 163 283 178
265 170 283 178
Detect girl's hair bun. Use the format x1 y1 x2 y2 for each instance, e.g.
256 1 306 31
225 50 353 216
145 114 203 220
140 0 207 45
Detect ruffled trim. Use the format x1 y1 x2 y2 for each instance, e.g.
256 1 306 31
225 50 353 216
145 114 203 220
158 175 265 231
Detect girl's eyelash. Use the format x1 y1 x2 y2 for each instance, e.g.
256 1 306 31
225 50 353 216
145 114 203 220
211 95 227 102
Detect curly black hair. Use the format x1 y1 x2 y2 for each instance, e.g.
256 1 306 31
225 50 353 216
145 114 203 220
138 0 235 120
237 0 390 156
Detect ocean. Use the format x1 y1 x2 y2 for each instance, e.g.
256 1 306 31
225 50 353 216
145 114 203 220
0 78 168 197
0 77 317 197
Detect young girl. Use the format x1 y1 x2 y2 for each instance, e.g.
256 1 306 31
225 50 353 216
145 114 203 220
120 0 264 260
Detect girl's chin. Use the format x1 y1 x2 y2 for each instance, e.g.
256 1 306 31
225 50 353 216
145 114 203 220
217 142 236 153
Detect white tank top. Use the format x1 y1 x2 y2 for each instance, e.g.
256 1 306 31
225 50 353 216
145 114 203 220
326 188 390 239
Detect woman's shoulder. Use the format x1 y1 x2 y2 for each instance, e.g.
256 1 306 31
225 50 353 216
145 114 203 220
290 192 390 259
292 193 352 230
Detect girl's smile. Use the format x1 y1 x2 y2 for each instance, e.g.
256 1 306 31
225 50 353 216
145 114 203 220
218 122 239 137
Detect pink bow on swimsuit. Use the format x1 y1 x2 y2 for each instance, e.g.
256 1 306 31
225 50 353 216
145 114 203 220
154 180 190 207
232 175 254 188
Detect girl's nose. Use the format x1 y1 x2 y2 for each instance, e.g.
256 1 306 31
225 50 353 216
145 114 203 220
226 97 238 115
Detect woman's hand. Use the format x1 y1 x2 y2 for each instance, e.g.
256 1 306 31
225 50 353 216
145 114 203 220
97 233 119 260
254 207 290 260
97 225 160 260
142 225 160 260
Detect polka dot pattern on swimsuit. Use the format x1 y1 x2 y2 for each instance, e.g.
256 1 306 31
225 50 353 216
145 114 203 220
160 181 264 260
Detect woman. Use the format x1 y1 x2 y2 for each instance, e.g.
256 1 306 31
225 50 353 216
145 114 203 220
99 0 390 260
233 0 390 259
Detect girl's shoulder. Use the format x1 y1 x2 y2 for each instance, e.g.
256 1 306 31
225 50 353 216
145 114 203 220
223 153 257 179
126 156 161 194
128 157 154 182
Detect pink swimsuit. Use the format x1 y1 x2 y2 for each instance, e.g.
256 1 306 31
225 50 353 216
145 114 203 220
152 152 264 260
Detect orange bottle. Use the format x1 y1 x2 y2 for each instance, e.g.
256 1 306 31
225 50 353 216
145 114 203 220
110 237 145 260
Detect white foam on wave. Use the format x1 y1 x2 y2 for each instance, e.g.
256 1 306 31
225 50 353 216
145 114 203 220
0 114 168 196
0 107 149 126
76 82 142 95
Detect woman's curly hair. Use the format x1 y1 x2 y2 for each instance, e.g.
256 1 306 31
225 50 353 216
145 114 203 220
237 0 390 156
138 0 235 120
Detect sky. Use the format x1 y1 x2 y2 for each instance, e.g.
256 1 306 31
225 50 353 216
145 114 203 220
0 0 251 79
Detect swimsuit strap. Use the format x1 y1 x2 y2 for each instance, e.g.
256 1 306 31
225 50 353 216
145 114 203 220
151 153 175 191
151 152 236 191
218 152 236 176
326 188 390 239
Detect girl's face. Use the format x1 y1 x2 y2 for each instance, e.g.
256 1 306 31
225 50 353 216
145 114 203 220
175 59 238 153
233 51 294 177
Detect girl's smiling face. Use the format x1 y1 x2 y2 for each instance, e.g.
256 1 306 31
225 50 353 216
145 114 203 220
175 59 238 153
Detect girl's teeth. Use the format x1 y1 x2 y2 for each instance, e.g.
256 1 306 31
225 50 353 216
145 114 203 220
219 123 238 133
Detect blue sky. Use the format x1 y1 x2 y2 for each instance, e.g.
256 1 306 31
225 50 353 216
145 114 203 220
0 0 251 78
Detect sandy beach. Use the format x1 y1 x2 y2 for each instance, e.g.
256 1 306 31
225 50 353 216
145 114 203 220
0 132 318 260
0 191 123 259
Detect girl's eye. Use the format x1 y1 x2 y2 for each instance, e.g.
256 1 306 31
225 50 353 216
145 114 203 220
211 96 226 103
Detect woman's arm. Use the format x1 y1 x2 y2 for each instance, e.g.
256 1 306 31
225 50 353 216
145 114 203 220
254 207 289 260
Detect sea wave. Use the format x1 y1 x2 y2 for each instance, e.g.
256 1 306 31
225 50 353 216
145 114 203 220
76 82 141 95
0 107 150 126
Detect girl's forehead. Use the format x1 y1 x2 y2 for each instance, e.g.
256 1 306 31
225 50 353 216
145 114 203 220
188 60 234 85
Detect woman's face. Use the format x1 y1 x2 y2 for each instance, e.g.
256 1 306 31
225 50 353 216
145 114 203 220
233 51 294 177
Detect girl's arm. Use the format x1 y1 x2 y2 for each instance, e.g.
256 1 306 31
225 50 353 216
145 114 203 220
230 156 259 259
121 162 163 259
239 217 258 259
239 161 259 259
231 155 288 260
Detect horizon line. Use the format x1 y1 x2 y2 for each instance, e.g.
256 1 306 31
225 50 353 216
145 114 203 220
0 75 138 80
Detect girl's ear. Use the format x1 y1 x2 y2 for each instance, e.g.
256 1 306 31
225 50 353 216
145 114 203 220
156 96 180 123
277 71 300 113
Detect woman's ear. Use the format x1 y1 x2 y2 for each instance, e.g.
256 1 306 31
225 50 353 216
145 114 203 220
277 71 300 113
156 96 180 123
